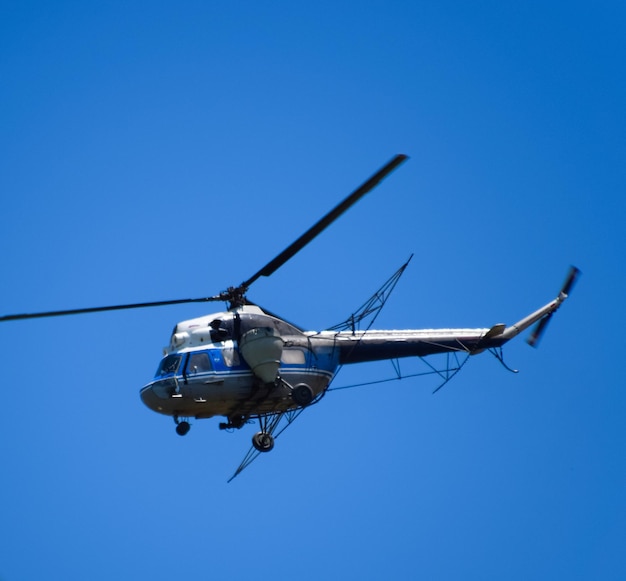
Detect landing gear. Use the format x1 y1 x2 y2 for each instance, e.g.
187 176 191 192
174 416 191 436
252 431 275 452
176 421 190 436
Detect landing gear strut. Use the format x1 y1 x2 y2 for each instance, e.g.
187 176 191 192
219 415 247 430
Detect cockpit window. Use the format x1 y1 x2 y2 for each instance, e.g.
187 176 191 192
155 354 182 377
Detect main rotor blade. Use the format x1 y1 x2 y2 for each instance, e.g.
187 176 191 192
3 155 409 321
239 154 409 290
0 295 223 323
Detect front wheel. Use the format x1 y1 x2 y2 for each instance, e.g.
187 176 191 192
176 421 190 436
252 431 274 452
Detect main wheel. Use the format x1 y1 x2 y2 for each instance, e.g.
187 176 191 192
292 383 314 407
176 421 190 436
252 431 275 452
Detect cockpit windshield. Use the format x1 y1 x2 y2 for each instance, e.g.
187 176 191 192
155 354 182 377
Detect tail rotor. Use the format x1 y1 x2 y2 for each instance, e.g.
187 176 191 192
527 266 581 347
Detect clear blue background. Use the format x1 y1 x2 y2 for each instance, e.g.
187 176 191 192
1 2 624 579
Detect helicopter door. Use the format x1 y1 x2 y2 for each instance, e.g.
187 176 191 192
183 351 222 398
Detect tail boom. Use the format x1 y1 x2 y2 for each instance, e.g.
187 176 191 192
314 266 580 364
499 294 566 342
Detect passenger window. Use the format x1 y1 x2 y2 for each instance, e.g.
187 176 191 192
187 352 212 374
281 349 306 364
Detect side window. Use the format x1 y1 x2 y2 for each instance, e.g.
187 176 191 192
187 352 213 374
281 349 306 364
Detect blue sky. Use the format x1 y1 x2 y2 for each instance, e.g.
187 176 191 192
1 1 625 579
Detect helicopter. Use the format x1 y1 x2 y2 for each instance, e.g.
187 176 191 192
1 154 580 480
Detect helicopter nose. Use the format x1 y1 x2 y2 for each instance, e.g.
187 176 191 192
140 384 164 413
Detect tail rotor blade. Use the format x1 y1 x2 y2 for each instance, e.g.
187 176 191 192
561 266 581 297
527 313 553 347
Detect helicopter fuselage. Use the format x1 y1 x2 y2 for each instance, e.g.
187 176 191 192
140 341 338 419
139 305 499 424
140 305 341 421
